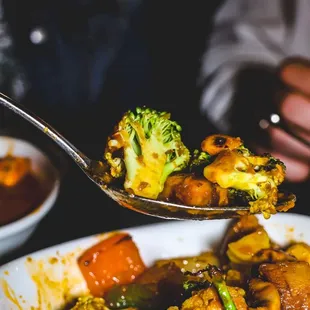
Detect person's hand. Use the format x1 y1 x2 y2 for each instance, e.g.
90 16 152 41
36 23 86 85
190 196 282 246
256 58 310 183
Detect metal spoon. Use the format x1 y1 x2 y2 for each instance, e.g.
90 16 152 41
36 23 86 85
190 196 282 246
0 92 296 220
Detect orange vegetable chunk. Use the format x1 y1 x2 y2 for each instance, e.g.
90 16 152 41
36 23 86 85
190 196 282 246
78 233 146 296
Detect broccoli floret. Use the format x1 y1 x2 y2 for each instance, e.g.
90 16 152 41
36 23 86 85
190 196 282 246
254 154 286 173
228 188 253 206
104 107 190 199
189 150 212 174
203 140 287 218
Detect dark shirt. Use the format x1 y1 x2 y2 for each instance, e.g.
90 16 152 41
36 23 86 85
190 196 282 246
3 0 152 152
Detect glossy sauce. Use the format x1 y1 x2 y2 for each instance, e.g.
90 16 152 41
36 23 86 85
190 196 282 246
0 173 48 226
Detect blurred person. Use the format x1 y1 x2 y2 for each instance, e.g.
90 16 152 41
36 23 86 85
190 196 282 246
199 0 310 186
0 0 219 152
0 0 152 156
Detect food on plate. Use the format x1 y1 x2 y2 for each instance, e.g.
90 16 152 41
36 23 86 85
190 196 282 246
78 232 146 296
0 154 49 226
104 107 190 199
69 215 310 309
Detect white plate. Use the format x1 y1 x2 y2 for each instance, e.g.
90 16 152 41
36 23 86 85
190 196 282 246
0 213 309 310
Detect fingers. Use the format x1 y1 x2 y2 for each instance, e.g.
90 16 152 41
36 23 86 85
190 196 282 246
256 58 310 182
277 60 310 177
280 60 310 96
268 126 310 160
280 93 310 134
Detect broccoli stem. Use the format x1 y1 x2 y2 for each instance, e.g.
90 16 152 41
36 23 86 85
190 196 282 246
213 278 237 310
208 266 237 310
184 266 237 310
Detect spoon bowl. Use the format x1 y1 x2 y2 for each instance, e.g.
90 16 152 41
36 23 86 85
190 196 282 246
104 186 296 220
0 93 296 220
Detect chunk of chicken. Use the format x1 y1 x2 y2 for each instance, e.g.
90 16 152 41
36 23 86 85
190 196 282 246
259 261 310 309
159 174 229 207
248 278 281 310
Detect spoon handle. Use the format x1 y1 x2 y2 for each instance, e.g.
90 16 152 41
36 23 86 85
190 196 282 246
0 92 91 170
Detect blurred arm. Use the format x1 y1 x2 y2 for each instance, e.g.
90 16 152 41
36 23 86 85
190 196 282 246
198 0 291 133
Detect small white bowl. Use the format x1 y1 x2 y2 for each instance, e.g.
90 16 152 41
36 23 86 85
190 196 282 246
0 136 60 258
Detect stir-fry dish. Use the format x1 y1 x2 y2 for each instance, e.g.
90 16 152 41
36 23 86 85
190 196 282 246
68 215 310 309
0 155 48 226
103 107 294 218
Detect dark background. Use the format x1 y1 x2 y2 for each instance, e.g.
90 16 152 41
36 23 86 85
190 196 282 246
0 0 222 264
0 0 309 265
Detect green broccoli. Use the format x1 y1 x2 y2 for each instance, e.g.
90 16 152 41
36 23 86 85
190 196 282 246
254 154 286 173
189 149 212 175
104 107 190 199
207 266 237 310
203 141 287 218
